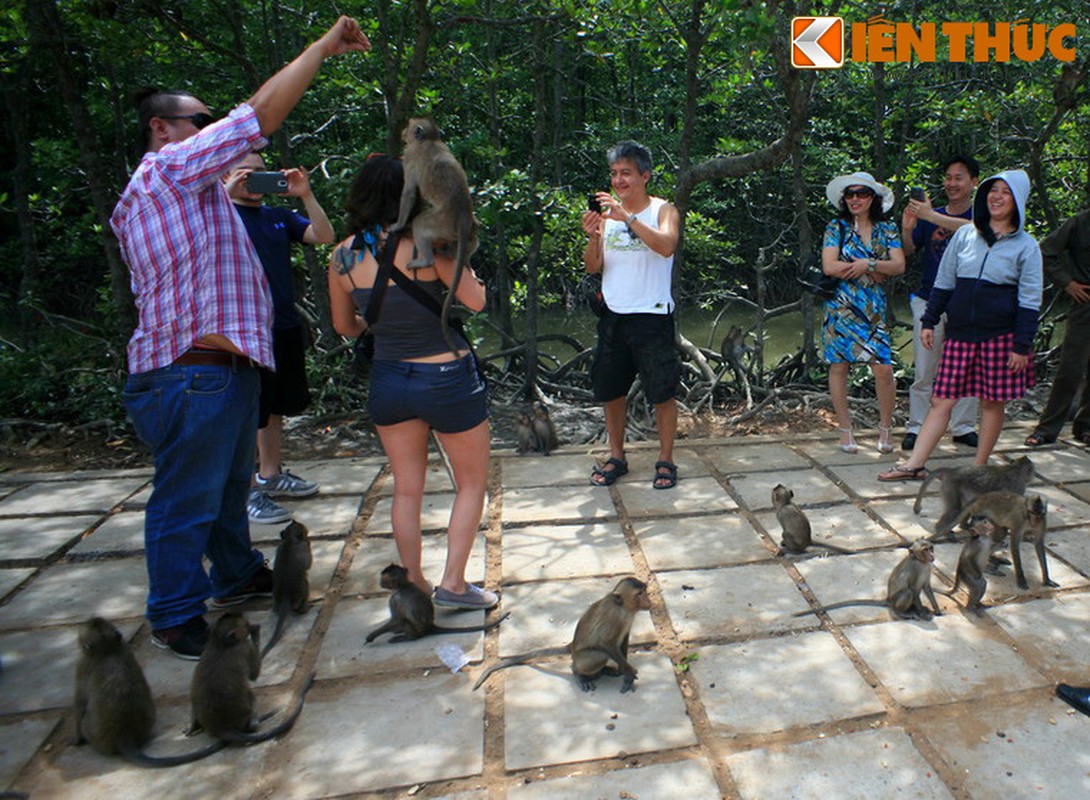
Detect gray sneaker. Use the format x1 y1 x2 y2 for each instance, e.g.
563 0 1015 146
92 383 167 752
254 469 319 498
247 490 292 524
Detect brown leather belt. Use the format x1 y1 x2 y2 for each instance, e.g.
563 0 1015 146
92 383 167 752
172 349 253 368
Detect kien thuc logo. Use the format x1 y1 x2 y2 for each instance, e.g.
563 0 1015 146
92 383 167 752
792 17 845 69
791 16 1076 67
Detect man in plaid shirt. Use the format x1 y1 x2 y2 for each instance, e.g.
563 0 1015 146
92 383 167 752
111 16 369 659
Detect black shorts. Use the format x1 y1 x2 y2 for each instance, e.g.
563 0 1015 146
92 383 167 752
591 311 680 405
259 326 311 427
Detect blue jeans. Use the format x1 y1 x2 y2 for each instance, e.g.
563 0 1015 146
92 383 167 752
123 362 265 629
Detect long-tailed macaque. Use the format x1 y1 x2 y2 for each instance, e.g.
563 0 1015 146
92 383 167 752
793 539 942 620
261 521 313 658
473 577 652 693
772 484 853 555
915 456 1034 535
365 564 509 643
73 617 227 766
940 516 996 615
531 402 559 455
516 413 535 454
189 612 314 743
390 117 479 355
941 492 1054 590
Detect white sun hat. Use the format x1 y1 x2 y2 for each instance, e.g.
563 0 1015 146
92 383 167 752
825 171 895 212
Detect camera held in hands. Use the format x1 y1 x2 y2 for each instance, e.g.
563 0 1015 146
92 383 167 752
910 187 926 202
587 194 603 214
246 171 289 195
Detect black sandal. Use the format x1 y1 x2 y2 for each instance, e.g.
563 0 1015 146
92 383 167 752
1024 432 1054 447
653 461 678 490
590 457 628 487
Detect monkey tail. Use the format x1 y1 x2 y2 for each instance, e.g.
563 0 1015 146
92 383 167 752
432 611 511 636
913 469 946 515
471 645 569 691
119 738 228 768
812 542 855 555
216 672 316 745
440 212 472 358
792 599 889 617
260 610 288 660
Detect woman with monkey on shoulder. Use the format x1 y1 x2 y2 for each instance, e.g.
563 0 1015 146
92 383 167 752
327 154 495 609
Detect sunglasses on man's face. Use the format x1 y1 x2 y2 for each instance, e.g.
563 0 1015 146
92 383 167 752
159 112 215 130
843 188 874 199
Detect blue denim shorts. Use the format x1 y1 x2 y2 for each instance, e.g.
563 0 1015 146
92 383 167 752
368 354 489 433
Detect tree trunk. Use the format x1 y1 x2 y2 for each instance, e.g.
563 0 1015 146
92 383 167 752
27 0 135 338
4 66 41 343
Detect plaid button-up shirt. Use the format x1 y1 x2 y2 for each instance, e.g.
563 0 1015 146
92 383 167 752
111 104 274 373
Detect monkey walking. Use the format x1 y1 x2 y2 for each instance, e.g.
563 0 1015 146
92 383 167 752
914 456 1034 536
365 564 510 643
390 117 479 356
772 484 853 556
189 612 315 743
939 516 997 615
940 492 1055 591
473 577 652 694
793 539 942 620
73 617 227 767
261 521 313 659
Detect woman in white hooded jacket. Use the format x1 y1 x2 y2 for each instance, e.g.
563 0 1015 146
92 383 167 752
878 169 1042 481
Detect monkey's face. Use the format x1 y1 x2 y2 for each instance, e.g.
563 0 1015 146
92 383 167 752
967 515 996 539
910 540 935 563
379 563 408 590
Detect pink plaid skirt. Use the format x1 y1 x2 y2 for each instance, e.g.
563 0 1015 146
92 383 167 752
933 333 1035 402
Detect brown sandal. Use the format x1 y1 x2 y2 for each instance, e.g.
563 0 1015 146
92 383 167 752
877 463 929 482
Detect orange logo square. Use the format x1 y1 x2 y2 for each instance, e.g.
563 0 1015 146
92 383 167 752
791 17 845 69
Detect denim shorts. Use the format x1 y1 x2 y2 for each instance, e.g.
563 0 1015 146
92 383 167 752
368 354 489 433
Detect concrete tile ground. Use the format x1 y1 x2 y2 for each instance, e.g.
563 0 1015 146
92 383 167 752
1 424 1089 798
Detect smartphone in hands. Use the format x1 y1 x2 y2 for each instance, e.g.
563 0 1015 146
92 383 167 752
910 187 926 202
246 171 289 194
587 194 603 214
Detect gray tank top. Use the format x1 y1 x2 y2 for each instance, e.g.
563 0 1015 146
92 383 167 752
352 279 469 360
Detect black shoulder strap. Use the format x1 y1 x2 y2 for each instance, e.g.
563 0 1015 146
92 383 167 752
388 266 443 318
361 230 402 326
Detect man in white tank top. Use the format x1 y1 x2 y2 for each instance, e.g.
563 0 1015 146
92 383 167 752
582 141 682 489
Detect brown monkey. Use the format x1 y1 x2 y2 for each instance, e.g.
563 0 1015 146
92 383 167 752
261 521 313 658
73 617 227 767
473 577 652 693
189 612 314 743
942 492 1054 590
793 539 942 620
720 325 752 383
915 456 1034 535
365 564 510 643
516 413 536 454
531 402 559 455
939 516 996 615
390 117 479 355
772 484 853 555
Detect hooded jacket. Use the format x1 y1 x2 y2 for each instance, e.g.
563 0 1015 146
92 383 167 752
921 169 1042 354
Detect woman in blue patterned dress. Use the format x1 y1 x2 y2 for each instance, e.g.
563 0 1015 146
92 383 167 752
821 171 905 453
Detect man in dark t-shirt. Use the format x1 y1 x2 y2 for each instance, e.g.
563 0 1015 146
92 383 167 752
900 155 980 452
227 152 334 523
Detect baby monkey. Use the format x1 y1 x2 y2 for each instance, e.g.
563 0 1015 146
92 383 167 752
73 617 226 767
772 484 853 555
261 520 313 658
794 539 942 620
189 612 314 744
365 563 509 643
940 515 997 615
473 577 652 693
